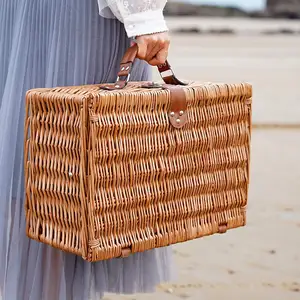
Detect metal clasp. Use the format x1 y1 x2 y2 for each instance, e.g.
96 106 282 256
116 73 131 83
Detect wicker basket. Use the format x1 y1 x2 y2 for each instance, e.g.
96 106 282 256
24 46 252 262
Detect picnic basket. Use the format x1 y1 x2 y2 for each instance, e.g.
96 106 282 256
24 45 252 262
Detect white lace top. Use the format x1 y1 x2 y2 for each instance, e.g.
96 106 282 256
97 0 168 37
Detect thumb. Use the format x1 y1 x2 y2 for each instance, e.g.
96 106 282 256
136 41 148 61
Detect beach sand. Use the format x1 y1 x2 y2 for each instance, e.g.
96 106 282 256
106 18 300 300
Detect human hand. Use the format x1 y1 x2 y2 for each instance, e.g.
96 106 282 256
135 31 170 66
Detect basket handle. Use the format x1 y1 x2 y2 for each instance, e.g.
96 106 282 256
104 44 186 90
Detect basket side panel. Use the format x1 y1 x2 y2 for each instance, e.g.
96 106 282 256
87 83 252 261
24 91 85 256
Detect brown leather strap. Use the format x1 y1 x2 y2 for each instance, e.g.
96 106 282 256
117 45 138 78
120 45 138 65
157 61 186 85
102 44 186 90
166 85 188 129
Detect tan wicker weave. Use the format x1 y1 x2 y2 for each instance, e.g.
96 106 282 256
24 56 252 262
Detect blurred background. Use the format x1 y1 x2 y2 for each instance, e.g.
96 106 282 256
109 1 300 300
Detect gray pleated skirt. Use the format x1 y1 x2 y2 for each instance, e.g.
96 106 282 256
0 0 173 299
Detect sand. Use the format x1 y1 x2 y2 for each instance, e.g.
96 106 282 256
105 18 300 300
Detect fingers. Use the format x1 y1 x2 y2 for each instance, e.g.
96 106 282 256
145 36 164 62
136 41 148 61
135 32 170 66
148 48 168 66
146 42 161 62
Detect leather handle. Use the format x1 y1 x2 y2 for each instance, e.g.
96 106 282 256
103 44 186 90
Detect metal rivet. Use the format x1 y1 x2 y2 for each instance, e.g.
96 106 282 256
69 172 73 177
179 110 184 116
176 119 181 124
170 112 175 117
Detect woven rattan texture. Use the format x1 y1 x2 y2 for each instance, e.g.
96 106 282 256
25 82 252 261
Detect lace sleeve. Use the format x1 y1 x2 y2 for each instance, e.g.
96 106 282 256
97 0 168 37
